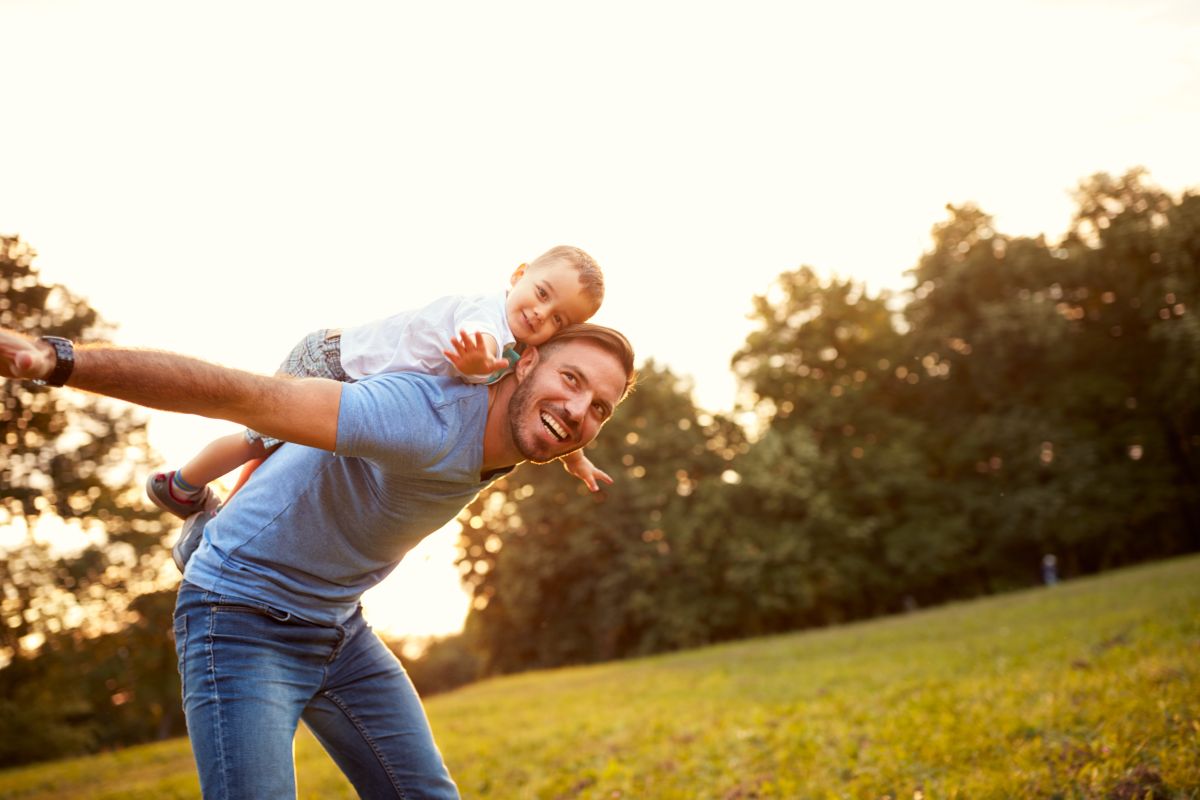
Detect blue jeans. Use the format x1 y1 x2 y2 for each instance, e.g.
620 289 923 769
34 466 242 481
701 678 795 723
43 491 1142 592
173 582 459 799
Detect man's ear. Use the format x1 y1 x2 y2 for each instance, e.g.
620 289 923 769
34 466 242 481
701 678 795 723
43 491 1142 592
509 263 527 287
513 344 540 381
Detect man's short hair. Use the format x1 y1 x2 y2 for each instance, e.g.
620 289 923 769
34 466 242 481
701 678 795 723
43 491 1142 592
538 323 636 402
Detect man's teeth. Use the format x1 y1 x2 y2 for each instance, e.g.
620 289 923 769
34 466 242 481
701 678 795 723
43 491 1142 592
540 411 567 441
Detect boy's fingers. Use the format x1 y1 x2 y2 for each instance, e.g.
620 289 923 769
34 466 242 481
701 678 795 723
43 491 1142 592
594 470 614 485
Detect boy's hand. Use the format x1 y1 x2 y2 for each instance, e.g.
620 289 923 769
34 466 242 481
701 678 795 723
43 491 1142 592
560 450 613 493
0 329 53 381
443 330 508 378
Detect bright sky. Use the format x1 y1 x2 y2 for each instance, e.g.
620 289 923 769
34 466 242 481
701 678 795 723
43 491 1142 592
3 0 1198 639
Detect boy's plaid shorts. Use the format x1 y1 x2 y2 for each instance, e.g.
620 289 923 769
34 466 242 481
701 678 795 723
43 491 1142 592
246 328 350 449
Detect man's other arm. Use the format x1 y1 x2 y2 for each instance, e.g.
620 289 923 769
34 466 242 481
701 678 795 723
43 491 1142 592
0 331 340 451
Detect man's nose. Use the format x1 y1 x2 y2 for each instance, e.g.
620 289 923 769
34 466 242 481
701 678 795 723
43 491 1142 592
563 393 589 423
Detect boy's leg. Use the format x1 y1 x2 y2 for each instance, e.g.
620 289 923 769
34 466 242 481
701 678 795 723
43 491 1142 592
174 584 340 799
248 328 352 451
148 433 265 519
178 432 266 489
301 610 460 799
162 327 344 506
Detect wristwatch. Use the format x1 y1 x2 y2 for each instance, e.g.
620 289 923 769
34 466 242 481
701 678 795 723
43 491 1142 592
34 336 75 387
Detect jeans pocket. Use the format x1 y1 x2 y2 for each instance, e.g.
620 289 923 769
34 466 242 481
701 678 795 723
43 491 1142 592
212 600 292 623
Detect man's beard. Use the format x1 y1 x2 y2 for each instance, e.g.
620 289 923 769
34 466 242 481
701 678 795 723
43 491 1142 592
507 372 578 464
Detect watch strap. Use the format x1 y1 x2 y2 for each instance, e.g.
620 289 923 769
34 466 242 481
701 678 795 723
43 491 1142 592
35 336 75 387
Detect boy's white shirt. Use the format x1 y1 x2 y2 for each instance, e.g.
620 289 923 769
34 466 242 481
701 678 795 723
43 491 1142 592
338 289 515 383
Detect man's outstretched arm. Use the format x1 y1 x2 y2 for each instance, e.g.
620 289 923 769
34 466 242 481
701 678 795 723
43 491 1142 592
0 329 340 452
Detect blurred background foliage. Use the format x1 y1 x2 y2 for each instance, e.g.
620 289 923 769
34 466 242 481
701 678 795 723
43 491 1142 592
0 235 180 764
449 168 1199 684
1 169 1197 764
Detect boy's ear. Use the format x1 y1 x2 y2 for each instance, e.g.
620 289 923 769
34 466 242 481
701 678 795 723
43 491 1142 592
513 344 540 381
509 263 527 287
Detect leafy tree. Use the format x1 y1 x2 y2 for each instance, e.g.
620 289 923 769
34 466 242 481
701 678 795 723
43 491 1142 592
1061 170 1200 552
0 235 181 764
0 589 183 765
729 169 1198 612
905 171 1199 578
456 361 745 674
902 204 1079 582
448 168 1199 681
731 269 966 609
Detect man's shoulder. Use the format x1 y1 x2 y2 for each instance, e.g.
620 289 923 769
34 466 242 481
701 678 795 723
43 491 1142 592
347 372 488 427
355 371 484 400
336 372 488 471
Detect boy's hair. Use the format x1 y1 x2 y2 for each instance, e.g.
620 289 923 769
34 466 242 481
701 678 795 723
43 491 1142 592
527 245 604 313
538 322 637 403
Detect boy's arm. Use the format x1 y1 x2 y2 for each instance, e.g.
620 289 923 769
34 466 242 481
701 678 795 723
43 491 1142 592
443 330 509 379
0 330 341 451
559 449 613 493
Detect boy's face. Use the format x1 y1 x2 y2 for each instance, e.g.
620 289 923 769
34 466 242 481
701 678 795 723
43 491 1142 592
505 260 597 345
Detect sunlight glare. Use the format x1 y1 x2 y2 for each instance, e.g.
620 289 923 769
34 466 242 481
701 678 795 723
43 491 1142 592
361 522 471 639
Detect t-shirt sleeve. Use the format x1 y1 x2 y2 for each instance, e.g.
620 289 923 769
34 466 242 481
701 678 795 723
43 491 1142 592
334 374 450 467
445 295 512 384
450 296 509 352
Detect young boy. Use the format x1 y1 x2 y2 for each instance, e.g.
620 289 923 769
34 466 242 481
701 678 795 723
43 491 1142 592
146 245 611 519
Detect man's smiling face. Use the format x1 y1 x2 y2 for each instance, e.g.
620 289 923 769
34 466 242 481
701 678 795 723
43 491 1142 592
506 339 626 464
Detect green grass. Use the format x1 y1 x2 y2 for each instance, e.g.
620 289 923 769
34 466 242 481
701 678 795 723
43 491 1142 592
2 556 1197 799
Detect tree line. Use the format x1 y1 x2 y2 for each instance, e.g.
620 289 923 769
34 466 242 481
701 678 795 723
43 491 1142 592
446 169 1198 679
0 169 1196 764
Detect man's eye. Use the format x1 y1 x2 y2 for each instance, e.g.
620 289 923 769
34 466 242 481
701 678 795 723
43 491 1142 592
564 373 577 385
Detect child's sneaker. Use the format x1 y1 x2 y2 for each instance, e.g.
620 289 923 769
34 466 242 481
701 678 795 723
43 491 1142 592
172 498 219 573
146 470 215 520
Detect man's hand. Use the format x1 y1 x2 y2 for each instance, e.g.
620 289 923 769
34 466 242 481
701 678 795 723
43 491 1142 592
0 329 52 381
443 330 508 378
559 449 614 493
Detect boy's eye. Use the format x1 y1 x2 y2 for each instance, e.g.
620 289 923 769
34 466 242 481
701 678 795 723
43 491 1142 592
537 287 548 300
553 314 563 327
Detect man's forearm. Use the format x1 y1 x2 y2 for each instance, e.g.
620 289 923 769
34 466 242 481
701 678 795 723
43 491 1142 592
75 345 340 451
2 333 340 451
74 344 270 422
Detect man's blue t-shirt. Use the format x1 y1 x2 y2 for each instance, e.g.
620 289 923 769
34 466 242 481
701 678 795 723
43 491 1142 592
182 372 503 626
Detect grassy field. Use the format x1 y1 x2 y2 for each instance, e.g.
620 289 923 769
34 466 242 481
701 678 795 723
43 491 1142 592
1 555 1197 799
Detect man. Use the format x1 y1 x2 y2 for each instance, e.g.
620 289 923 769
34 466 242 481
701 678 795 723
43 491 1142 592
0 323 635 799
